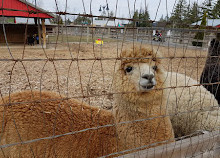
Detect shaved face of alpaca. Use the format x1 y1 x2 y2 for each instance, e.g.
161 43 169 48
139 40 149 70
124 62 157 92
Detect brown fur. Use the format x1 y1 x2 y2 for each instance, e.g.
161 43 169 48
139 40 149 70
113 46 174 151
120 47 161 65
0 47 174 157
0 91 117 157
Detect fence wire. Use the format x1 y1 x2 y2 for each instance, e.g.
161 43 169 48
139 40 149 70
0 0 220 157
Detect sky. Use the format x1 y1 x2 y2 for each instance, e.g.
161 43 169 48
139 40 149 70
28 0 203 21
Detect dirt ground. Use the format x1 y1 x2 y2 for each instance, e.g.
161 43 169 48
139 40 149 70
0 42 208 109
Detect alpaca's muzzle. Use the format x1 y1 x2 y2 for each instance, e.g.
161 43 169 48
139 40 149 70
139 74 156 91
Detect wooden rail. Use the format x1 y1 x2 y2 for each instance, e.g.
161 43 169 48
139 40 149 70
116 130 220 158
47 25 219 48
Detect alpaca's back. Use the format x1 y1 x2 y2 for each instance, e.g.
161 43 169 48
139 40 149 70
200 38 220 104
0 91 117 157
165 72 219 137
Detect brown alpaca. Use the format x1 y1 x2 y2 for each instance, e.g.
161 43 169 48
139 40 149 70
0 47 174 157
113 47 174 151
0 91 117 157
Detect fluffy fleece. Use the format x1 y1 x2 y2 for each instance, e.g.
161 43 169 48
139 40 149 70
113 46 220 139
164 72 220 137
0 47 175 157
200 38 220 104
113 47 174 151
0 91 117 157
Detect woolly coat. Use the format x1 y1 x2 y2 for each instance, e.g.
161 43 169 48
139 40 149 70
200 38 220 104
0 47 175 158
165 72 220 137
0 91 117 158
0 47 176 157
113 47 174 151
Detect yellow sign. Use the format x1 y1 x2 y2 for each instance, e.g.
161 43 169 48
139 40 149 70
95 39 103 44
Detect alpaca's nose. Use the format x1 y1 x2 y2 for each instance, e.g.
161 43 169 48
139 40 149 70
142 74 154 81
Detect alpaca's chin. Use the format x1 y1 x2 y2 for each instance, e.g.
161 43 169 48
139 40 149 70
139 85 155 92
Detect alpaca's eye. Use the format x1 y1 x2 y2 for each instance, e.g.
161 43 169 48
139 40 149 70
152 65 158 71
125 66 133 73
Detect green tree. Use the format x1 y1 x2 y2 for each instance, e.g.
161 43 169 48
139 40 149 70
169 0 188 27
65 18 72 25
212 0 220 18
184 2 200 24
201 0 214 18
192 11 207 47
109 11 114 17
201 11 208 26
73 16 91 25
159 15 165 22
139 9 150 27
131 8 150 27
131 10 139 27
50 15 63 24
108 11 114 21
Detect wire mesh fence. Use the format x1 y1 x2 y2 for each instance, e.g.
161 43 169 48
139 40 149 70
0 0 220 157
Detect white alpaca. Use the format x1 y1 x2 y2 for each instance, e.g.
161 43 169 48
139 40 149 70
164 72 220 137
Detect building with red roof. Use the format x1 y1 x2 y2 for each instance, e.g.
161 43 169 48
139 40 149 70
191 19 220 28
0 0 55 46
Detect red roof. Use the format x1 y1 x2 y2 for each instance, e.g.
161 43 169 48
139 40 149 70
216 25 220 28
0 0 55 18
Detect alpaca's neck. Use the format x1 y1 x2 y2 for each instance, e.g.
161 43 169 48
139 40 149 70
113 90 166 122
113 90 173 151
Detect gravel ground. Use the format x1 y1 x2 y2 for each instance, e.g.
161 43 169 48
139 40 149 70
0 42 208 109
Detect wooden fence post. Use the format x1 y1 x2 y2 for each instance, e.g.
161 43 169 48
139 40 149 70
61 24 64 43
41 18 46 48
108 27 111 38
87 26 89 44
136 28 138 41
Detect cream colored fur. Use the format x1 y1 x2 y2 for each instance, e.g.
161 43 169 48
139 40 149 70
113 47 174 151
112 46 220 139
164 72 220 137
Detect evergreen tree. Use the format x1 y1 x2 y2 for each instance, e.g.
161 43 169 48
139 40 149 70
131 9 150 27
109 11 114 17
192 11 207 47
201 0 214 18
201 11 208 26
74 16 91 25
184 2 200 24
108 11 114 21
65 18 72 25
138 9 150 27
212 0 220 18
50 15 63 24
169 0 188 27
132 10 139 27
159 15 166 22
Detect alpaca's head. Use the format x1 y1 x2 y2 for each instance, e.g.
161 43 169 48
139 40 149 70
209 39 220 56
113 46 165 103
